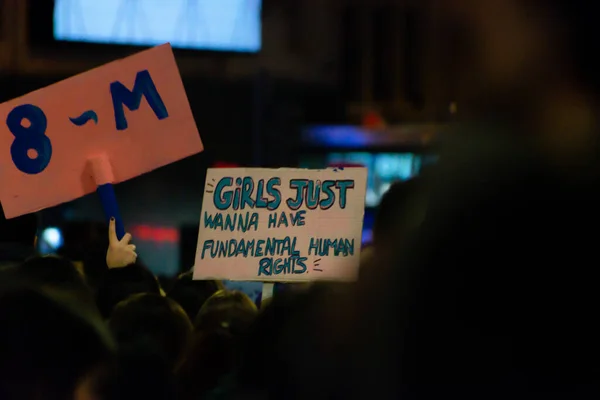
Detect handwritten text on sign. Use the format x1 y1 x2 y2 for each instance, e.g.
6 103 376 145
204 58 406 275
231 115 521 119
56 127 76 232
0 43 203 218
193 168 367 282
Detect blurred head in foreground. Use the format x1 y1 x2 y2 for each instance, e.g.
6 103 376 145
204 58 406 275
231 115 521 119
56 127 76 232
96 262 162 319
444 0 599 155
234 284 354 399
0 282 114 400
167 270 223 321
373 178 424 249
107 294 193 399
17 256 98 312
178 290 258 400
194 289 258 334
109 293 193 372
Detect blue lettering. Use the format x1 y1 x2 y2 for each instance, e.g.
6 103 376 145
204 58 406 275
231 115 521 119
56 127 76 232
336 180 355 209
214 177 233 210
307 237 355 256
290 237 300 256
277 212 289 228
233 178 242 210
217 242 228 257
224 214 236 231
268 213 277 229
265 239 276 256
240 177 255 209
202 212 258 232
290 211 306 226
201 240 214 259
308 237 319 256
320 181 335 210
287 179 309 210
258 256 307 276
258 258 272 276
274 258 287 274
281 236 291 254
7 104 52 175
266 178 282 210
256 240 265 257
110 69 168 131
294 257 307 274
203 212 216 229
306 180 320 209
249 213 259 231
256 179 268 208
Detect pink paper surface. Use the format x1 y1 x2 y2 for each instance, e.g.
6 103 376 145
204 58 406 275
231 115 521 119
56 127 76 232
193 167 367 282
0 43 202 218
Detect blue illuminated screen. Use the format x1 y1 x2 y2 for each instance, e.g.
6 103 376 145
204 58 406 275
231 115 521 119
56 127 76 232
301 152 423 208
53 0 262 52
300 152 437 245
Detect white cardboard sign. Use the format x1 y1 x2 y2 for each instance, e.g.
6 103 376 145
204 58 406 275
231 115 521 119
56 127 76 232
193 167 367 282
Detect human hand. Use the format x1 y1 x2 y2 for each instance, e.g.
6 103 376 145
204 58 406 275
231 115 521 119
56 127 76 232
106 217 137 269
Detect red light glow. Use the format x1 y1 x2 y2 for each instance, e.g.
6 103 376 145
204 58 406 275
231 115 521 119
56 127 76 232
130 225 180 243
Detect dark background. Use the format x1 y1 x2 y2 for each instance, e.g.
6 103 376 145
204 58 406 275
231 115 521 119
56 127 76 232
0 0 450 276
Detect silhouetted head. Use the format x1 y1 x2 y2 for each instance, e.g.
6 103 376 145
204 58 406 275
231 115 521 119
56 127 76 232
19 255 84 286
106 293 193 399
109 293 193 372
176 287 255 400
373 178 424 248
194 290 258 335
16 255 97 314
96 262 162 319
353 135 600 399
177 329 240 400
167 270 223 321
235 284 353 398
0 282 114 400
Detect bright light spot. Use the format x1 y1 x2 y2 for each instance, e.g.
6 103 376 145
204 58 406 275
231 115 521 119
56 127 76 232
380 182 392 197
42 227 63 249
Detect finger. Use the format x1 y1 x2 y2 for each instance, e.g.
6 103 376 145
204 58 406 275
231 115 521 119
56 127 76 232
108 218 117 245
127 244 136 252
120 233 132 245
129 252 138 265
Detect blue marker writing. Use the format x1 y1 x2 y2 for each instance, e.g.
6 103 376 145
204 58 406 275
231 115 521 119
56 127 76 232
110 69 168 131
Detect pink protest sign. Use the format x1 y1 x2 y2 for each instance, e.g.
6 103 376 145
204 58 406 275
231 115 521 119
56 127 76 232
0 43 202 218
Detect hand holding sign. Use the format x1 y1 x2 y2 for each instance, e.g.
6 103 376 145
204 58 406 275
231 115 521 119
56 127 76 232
106 218 138 269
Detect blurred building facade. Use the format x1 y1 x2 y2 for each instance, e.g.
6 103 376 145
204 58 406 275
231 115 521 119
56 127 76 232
341 0 451 123
0 0 451 125
1 0 342 81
